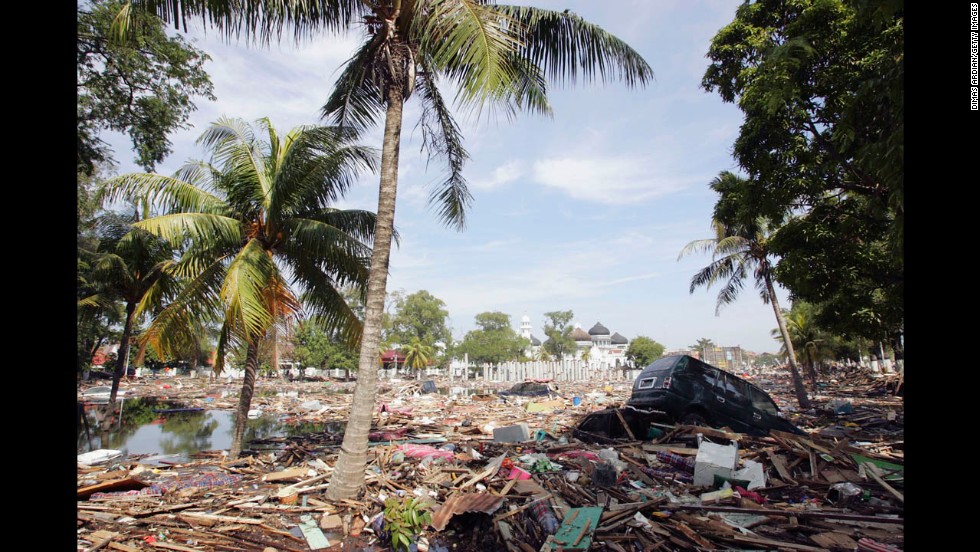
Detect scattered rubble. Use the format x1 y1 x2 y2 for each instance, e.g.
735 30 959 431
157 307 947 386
78 371 904 551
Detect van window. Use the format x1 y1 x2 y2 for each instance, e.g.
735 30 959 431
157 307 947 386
748 386 778 415
698 367 722 390
720 373 748 403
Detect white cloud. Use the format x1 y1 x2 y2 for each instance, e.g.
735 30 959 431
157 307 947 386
470 160 524 191
531 156 696 203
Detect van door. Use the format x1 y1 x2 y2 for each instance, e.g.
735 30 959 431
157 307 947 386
714 372 753 433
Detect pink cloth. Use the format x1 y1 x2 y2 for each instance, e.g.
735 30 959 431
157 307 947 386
397 444 454 459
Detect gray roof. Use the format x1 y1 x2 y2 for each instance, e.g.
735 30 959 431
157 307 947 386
589 322 610 336
611 332 628 345
530 334 541 346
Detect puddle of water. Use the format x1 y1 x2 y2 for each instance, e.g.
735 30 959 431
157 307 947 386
77 398 328 459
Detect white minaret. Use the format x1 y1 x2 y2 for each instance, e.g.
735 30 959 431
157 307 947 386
520 314 532 340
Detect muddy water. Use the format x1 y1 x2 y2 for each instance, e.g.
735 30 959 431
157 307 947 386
77 398 324 461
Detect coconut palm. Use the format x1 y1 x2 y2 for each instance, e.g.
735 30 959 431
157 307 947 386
679 172 811 409
401 337 433 372
78 211 178 417
120 0 652 499
771 302 831 388
101 117 379 457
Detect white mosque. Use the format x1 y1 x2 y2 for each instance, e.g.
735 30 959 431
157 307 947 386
518 315 630 367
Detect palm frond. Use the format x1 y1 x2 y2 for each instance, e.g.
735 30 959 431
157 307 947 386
321 39 386 132
198 116 273 204
88 253 136 292
270 126 378 219
134 212 243 249
289 210 381 248
78 293 123 313
414 70 473 230
298 269 364 349
129 0 367 44
221 238 279 340
99 170 227 216
417 0 521 110
493 5 653 88
678 238 720 260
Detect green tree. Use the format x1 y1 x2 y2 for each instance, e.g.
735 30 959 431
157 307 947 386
289 321 359 374
78 211 178 411
701 0 903 357
387 290 451 347
126 0 651 501
679 172 811 409
542 310 575 361
102 116 378 457
626 336 664 368
456 311 528 365
77 0 215 174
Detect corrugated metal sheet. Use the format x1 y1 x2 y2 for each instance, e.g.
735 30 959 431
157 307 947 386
430 493 506 531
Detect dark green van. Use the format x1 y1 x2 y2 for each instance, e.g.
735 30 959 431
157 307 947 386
626 355 804 436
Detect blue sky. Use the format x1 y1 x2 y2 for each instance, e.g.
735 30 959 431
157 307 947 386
102 0 793 355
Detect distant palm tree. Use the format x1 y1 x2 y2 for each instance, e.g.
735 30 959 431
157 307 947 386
690 337 715 360
402 338 434 372
680 172 811 409
771 303 830 388
78 211 178 414
102 117 378 457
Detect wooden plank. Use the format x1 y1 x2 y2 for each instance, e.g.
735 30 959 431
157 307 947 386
178 512 265 525
298 514 331 550
149 542 207 552
496 477 519 497
77 478 149 500
107 543 140 552
670 520 714 548
864 464 905 503
614 409 638 441
84 530 118 552
662 504 904 524
811 532 860 549
768 452 797 484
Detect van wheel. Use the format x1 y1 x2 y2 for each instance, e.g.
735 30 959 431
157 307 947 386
681 412 708 426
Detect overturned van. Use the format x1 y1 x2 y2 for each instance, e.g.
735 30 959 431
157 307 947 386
626 355 804 436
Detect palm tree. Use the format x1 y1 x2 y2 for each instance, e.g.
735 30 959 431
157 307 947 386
689 337 714 360
101 117 378 457
78 211 178 418
679 172 811 409
771 303 830 388
401 337 433 374
121 0 652 500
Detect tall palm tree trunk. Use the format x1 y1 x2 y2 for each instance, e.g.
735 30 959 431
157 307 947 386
766 277 811 409
230 341 260 458
327 84 404 501
105 303 136 428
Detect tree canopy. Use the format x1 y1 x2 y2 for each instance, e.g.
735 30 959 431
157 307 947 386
456 311 529 365
387 290 451 347
77 0 215 174
625 336 664 368
701 0 903 348
542 310 575 360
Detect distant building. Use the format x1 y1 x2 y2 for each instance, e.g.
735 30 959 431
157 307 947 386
533 318 629 367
